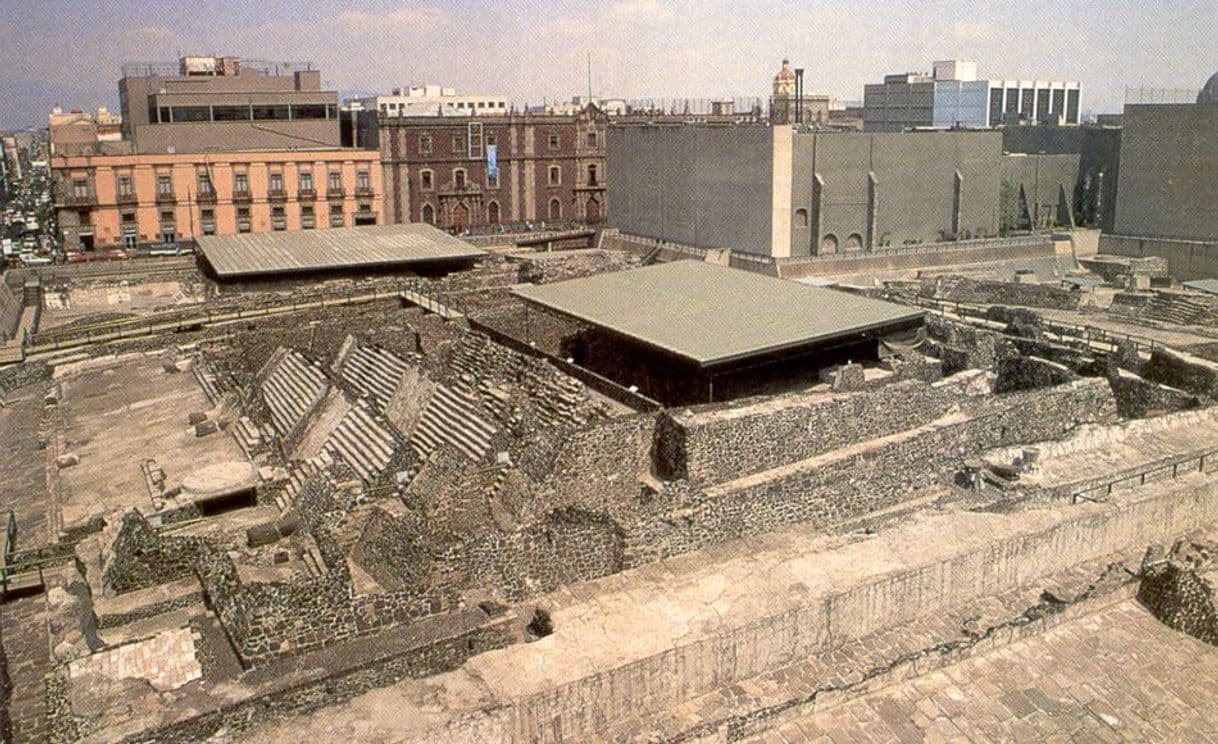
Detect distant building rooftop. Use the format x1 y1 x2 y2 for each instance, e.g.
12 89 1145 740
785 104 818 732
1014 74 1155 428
1183 279 1218 296
196 224 486 279
511 261 923 367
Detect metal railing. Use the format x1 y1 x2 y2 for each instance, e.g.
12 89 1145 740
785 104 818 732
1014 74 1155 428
1072 447 1218 504
400 278 464 318
776 234 1051 266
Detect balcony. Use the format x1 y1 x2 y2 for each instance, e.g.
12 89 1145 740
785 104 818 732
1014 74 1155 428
233 190 253 203
116 191 139 206
301 216 316 229
298 188 316 201
272 218 287 231
268 189 288 202
155 191 177 204
326 187 346 200
61 193 96 207
197 190 217 204
355 185 374 198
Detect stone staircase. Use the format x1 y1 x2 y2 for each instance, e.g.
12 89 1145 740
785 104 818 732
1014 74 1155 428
339 342 411 412
410 382 496 462
1144 294 1217 326
191 359 223 407
324 402 399 485
274 451 334 512
231 416 269 458
260 349 329 438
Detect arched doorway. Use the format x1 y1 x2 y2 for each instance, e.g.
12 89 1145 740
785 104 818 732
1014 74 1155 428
453 203 469 232
820 233 838 255
586 197 601 223
549 198 562 221
421 203 434 224
846 233 864 251
487 201 500 225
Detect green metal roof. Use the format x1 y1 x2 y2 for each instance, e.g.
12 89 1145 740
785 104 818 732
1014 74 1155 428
1183 279 1218 296
197 223 485 278
512 261 924 366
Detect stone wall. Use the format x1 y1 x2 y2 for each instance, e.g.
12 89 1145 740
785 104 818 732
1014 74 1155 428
512 249 640 285
932 276 1083 310
350 507 431 592
0 360 50 394
1108 369 1200 419
100 511 209 595
0 279 21 341
1143 347 1218 400
924 315 999 375
1138 537 1218 646
628 378 1116 566
535 414 656 516
994 355 1078 394
658 375 990 486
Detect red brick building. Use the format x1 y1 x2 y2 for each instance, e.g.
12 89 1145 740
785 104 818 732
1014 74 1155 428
363 104 608 231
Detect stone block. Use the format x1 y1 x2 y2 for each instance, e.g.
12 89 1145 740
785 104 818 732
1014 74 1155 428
56 453 80 469
194 421 219 437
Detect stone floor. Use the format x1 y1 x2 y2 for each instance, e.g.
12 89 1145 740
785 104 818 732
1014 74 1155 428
0 382 50 547
68 626 202 693
0 593 51 743
745 600 1218 743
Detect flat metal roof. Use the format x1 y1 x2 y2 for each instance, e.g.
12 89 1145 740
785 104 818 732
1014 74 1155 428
197 223 485 278
512 261 924 366
1183 279 1218 296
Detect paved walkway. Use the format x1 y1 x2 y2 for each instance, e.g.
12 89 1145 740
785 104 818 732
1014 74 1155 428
1 593 51 743
747 600 1218 743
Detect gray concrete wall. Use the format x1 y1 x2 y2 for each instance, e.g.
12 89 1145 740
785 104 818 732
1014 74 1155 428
1114 104 1218 240
607 126 774 256
1000 153 1080 227
1100 234 1218 281
790 130 1001 255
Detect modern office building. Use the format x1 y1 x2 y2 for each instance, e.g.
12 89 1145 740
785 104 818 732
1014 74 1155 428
608 124 1082 258
118 56 341 152
362 103 608 231
352 85 509 118
864 60 1081 132
54 149 382 251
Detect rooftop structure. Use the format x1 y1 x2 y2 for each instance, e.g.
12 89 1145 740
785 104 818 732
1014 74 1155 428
118 55 340 152
353 85 509 118
513 261 921 367
863 59 1081 132
196 222 485 279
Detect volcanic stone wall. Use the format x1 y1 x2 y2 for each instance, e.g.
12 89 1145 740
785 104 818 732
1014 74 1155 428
933 276 1083 310
535 414 657 516
1139 537 1218 646
103 511 209 595
627 378 1116 566
1108 369 1200 419
1143 347 1218 400
658 375 989 486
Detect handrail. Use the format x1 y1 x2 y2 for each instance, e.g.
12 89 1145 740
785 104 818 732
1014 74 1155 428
1071 446 1218 504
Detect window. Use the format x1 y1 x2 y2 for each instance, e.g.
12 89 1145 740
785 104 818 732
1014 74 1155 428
452 134 465 154
269 172 284 193
356 170 370 190
299 170 313 192
420 169 434 190
794 208 808 227
419 134 432 154
116 175 133 197
548 133 560 150
330 203 344 227
252 105 291 121
328 171 342 192
486 134 497 147
197 173 213 194
72 179 89 198
487 168 498 188
237 206 250 219
421 204 435 224
487 201 500 224
548 165 561 186
586 132 597 148
587 164 598 186
234 172 249 194
213 105 250 121
548 198 561 220
301 204 315 229
271 205 286 230
170 106 210 122
201 208 216 235
156 175 173 195
159 209 174 223
454 169 467 190
120 210 136 224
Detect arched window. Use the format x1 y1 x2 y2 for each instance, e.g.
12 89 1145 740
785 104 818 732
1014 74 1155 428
587 164 599 186
487 201 500 224
548 165 561 186
586 197 601 223
421 204 435 224
794 208 809 227
420 169 433 190
549 198 561 220
453 168 467 190
820 233 838 255
846 233 864 251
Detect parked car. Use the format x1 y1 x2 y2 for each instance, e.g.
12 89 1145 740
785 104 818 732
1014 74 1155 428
101 249 130 261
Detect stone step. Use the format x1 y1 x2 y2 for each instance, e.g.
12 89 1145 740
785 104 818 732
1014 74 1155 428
409 383 496 462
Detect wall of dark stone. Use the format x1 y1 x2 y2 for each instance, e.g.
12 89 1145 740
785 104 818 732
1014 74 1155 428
1108 369 1200 419
994 355 1078 393
1139 538 1218 646
102 511 209 595
1143 347 1218 400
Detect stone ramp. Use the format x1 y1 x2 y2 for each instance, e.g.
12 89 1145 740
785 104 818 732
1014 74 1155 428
260 348 330 439
741 600 1218 744
410 382 496 462
240 473 1218 744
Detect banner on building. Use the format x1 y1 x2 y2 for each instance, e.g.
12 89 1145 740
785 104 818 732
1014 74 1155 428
487 144 498 181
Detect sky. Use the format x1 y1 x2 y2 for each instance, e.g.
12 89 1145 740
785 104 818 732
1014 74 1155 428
1 0 1215 129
